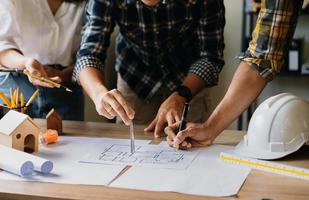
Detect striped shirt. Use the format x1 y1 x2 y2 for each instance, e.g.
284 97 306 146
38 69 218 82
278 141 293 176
240 0 304 81
73 0 225 100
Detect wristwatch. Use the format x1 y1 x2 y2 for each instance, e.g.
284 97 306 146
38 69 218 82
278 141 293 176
175 85 192 102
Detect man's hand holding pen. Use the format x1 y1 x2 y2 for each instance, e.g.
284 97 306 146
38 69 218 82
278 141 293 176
164 103 216 150
165 122 214 150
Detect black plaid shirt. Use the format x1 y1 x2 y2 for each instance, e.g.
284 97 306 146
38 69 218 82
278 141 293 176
74 0 225 100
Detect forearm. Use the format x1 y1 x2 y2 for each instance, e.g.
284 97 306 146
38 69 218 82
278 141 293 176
170 74 205 104
182 73 205 96
205 61 267 136
0 49 27 69
78 67 108 102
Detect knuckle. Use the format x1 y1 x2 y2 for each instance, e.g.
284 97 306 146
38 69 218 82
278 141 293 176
110 89 118 94
113 103 122 111
104 92 113 99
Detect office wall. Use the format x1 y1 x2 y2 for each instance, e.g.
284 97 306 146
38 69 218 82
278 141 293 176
209 0 243 129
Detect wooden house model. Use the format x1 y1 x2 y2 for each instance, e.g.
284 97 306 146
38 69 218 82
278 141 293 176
46 109 63 135
0 110 40 153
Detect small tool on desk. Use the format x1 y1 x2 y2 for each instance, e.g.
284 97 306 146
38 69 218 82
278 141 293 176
176 102 190 150
130 121 135 154
220 152 309 180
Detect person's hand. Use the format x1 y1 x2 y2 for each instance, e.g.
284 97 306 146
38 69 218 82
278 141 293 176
144 92 186 138
23 58 61 87
164 122 215 150
44 65 74 83
94 89 135 126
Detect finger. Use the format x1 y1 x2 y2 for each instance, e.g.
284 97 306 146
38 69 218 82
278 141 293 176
154 117 166 138
164 126 176 140
174 129 193 147
108 95 131 125
179 141 192 150
112 89 135 120
29 77 54 88
166 112 175 126
97 102 115 119
50 76 62 83
174 114 181 123
166 134 174 146
164 126 175 136
144 117 157 132
168 122 181 132
190 139 212 148
104 103 117 118
26 67 41 76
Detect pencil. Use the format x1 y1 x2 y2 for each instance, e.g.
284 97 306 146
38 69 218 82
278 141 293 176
23 69 72 93
20 92 25 113
15 88 19 107
0 92 11 107
24 89 39 112
20 92 24 107
10 88 15 108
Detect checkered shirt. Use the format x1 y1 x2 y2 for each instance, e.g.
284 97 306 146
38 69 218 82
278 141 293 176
74 0 225 100
239 0 303 81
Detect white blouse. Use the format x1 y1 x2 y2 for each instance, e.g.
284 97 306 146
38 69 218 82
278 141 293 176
0 0 86 66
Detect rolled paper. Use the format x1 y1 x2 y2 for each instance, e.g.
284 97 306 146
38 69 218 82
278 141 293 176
0 145 53 174
0 145 34 177
27 154 53 174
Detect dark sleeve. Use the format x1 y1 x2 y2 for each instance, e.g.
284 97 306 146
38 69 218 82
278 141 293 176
73 0 115 82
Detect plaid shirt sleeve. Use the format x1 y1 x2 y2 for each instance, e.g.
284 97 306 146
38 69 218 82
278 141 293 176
73 0 115 82
239 0 303 81
189 0 225 87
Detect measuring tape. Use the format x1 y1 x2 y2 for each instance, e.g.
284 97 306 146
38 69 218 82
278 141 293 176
220 152 309 180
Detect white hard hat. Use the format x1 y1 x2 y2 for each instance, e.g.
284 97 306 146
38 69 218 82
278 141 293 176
235 93 309 160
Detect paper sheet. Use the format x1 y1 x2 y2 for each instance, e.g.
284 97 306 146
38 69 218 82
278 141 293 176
111 144 251 197
0 137 146 185
0 137 250 197
81 141 199 170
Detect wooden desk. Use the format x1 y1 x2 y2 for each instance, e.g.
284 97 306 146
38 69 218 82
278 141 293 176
0 120 308 200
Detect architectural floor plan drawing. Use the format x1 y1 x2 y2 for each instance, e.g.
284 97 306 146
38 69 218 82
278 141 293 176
81 141 200 170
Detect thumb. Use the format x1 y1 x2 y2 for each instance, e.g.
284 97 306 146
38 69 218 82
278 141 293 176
50 76 62 83
174 129 192 147
144 117 157 132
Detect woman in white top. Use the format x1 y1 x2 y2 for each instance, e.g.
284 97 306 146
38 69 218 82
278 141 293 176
0 0 86 120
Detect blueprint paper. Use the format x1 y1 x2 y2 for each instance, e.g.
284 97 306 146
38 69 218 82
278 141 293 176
81 142 200 170
111 144 251 197
0 137 149 185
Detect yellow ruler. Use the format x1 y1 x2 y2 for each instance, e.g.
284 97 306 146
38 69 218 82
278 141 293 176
220 152 309 181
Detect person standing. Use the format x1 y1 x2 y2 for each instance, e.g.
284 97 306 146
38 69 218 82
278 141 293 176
165 0 304 149
74 0 225 136
0 0 86 120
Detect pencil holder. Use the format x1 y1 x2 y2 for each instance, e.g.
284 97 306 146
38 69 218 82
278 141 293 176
0 104 32 119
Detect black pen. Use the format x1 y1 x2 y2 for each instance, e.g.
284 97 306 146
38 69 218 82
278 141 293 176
176 102 190 150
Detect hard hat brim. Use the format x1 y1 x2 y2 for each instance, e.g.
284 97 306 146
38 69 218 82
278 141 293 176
234 139 306 160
